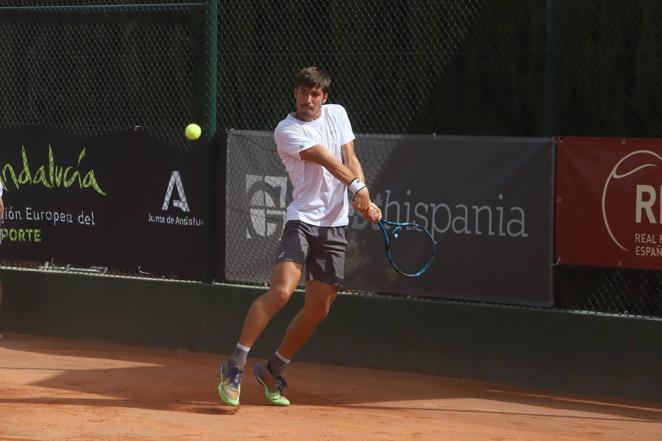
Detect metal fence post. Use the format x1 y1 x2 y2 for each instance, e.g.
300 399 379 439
202 0 219 283
205 0 218 141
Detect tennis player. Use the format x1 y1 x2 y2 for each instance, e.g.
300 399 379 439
218 66 381 407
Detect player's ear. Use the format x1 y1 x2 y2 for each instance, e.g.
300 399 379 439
323 93 328 103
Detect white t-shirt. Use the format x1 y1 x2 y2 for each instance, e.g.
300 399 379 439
274 104 355 227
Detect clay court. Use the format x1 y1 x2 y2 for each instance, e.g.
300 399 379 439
1 333 661 441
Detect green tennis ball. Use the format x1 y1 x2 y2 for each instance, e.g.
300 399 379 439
185 123 201 140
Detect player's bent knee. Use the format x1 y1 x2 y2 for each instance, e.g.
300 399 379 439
265 287 293 310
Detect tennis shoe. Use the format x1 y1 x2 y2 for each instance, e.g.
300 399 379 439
217 361 243 407
253 361 290 406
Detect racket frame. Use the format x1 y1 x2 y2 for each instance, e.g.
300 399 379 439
377 219 436 277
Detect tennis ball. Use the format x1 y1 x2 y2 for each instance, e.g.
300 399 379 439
185 123 201 140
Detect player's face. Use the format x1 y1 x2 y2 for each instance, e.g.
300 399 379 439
294 85 327 121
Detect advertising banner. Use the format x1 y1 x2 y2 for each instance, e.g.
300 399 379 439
224 131 554 306
556 136 662 270
0 127 211 280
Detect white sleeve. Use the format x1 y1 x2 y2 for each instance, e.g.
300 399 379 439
338 105 355 145
274 124 318 156
0 180 3 197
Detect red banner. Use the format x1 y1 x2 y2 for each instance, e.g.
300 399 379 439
557 136 662 269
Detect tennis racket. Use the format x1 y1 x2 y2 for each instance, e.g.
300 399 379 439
378 219 436 277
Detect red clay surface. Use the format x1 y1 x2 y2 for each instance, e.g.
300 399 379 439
1 333 661 441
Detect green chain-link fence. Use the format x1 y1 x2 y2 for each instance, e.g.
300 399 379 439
553 1 662 317
1 0 662 317
0 0 212 146
558 1 662 138
217 0 548 136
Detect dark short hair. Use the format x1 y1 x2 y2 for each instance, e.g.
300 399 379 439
294 66 331 94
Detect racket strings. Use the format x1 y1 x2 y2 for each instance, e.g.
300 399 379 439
388 225 434 276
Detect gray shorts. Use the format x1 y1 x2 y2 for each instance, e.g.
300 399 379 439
275 220 348 285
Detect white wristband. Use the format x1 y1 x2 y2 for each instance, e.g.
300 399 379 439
348 178 367 196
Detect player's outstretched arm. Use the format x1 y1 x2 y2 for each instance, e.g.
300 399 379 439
299 144 375 218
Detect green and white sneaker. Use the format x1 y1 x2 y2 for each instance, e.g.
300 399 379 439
217 362 243 407
253 361 290 406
